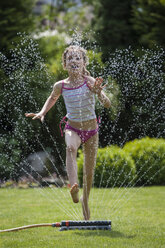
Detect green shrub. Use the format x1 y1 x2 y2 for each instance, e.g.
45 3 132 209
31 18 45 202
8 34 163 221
123 137 165 186
0 135 22 181
77 146 136 188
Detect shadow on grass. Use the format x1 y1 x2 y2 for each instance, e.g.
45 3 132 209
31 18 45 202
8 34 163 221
74 230 136 239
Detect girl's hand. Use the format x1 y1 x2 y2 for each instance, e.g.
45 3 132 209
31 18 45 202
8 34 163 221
87 77 106 95
25 112 45 123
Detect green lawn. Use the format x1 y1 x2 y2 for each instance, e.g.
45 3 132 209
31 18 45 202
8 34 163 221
0 186 165 248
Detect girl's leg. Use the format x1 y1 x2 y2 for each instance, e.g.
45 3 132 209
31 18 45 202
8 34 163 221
81 133 98 220
65 129 81 203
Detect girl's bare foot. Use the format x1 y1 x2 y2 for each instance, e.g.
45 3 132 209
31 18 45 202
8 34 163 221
70 183 79 203
80 196 90 220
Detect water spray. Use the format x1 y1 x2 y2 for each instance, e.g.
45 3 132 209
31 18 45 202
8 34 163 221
0 220 111 232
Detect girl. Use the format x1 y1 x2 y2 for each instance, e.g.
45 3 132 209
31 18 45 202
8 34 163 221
25 45 111 220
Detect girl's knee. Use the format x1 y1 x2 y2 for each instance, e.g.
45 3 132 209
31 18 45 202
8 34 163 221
66 144 77 154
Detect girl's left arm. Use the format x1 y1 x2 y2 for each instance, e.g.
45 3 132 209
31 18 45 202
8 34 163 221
97 90 111 108
87 77 111 108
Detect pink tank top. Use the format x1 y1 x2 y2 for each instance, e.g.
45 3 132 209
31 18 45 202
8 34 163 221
61 80 96 122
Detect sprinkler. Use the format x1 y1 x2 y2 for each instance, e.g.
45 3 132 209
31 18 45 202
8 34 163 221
0 220 111 232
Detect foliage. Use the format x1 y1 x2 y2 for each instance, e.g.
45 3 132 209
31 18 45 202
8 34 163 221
37 33 67 80
0 135 22 180
87 50 105 78
77 146 136 187
91 0 137 60
132 0 165 48
37 0 93 33
0 0 36 52
78 137 165 187
57 4 93 33
0 35 50 136
123 137 165 185
103 47 165 145
91 0 165 54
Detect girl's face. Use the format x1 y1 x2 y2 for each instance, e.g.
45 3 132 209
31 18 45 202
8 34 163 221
65 49 84 74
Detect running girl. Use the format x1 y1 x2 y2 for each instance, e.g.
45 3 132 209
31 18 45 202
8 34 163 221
25 45 110 220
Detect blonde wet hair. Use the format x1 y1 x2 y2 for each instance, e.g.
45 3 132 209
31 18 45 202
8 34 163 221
62 45 90 76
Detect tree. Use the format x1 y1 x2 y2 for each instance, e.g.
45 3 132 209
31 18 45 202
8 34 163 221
100 47 165 146
0 34 57 180
39 0 94 33
91 0 137 60
0 0 36 52
132 0 165 48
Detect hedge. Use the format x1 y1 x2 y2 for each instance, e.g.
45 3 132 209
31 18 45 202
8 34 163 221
0 135 22 181
77 146 136 188
123 137 165 186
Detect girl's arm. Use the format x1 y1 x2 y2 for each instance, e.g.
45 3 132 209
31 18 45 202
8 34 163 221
25 81 62 122
40 82 61 115
86 77 111 108
97 90 111 109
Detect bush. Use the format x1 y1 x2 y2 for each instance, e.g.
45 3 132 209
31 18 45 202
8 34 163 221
0 135 22 181
77 146 136 188
123 137 165 186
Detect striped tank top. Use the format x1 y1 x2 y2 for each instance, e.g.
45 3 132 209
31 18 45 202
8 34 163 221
61 80 96 122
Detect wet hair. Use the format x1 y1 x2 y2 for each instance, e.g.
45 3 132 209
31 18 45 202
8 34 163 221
62 45 90 76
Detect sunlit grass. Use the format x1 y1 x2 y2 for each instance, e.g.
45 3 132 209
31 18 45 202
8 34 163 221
0 186 165 248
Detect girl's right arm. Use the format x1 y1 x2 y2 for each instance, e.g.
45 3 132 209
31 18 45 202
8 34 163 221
25 81 62 122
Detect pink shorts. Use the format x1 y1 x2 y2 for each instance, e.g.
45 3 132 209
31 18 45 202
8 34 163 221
60 116 100 143
64 123 98 143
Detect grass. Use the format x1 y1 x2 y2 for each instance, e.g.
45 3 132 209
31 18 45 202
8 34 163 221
0 186 165 248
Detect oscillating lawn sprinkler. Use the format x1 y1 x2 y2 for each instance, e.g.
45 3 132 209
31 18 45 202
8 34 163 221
0 220 111 232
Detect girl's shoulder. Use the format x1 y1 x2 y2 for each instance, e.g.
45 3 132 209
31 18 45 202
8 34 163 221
52 79 66 93
53 80 63 88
